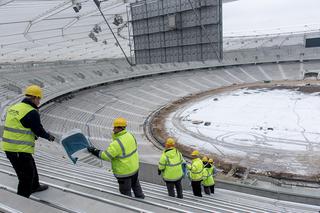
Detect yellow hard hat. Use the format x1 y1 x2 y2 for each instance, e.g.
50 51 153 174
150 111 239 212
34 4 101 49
191 150 199 156
165 137 175 148
208 159 214 163
24 85 43 99
113 117 127 127
202 156 208 162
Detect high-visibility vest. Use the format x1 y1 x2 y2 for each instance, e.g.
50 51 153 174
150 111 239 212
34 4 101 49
158 148 184 181
1 103 36 154
187 158 204 181
202 167 215 186
100 130 139 178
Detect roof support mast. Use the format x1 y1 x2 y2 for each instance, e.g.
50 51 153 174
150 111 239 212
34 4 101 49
92 0 133 66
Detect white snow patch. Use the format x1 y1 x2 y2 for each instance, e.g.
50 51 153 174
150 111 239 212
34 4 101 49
166 88 320 175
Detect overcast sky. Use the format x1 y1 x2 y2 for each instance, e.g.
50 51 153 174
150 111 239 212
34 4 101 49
223 0 320 35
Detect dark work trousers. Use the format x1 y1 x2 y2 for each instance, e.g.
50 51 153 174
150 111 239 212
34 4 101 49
191 181 202 197
203 186 211 195
165 179 183 199
5 151 40 198
210 184 215 194
116 171 144 198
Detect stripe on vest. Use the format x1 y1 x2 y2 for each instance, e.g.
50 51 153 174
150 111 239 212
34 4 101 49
117 148 137 159
191 169 203 174
166 160 183 167
163 150 183 167
191 162 203 174
2 138 34 147
4 126 33 135
100 150 114 160
115 137 137 159
116 138 126 156
165 156 183 167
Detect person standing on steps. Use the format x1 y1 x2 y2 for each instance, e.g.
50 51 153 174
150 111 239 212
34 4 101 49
158 137 185 199
208 158 216 194
87 117 145 198
187 150 204 197
1 85 55 198
201 156 215 195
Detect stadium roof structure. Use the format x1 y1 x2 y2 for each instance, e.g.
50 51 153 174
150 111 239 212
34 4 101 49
0 0 133 63
3 0 318 64
0 0 244 64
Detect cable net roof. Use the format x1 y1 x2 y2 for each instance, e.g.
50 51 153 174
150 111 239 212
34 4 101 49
1 0 317 64
0 0 131 63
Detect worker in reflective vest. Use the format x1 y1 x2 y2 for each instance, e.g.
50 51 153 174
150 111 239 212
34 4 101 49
187 150 204 197
1 85 55 198
208 158 216 194
158 137 185 199
201 156 215 195
87 117 144 198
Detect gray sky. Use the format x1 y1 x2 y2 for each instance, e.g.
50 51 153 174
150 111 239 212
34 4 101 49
223 0 320 35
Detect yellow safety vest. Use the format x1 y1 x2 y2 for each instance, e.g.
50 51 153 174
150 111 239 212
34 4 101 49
202 167 215 186
158 148 184 181
1 103 36 154
100 130 139 178
187 158 204 181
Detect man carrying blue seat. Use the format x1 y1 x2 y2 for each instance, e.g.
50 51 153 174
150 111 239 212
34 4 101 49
87 117 145 198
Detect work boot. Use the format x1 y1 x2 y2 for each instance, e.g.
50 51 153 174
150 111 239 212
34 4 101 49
32 184 49 193
135 195 145 199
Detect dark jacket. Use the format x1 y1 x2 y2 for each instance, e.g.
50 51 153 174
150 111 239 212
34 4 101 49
19 98 51 140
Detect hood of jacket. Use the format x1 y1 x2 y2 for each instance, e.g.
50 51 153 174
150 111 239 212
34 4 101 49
164 148 179 159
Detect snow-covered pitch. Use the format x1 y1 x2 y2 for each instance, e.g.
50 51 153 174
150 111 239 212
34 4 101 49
167 87 320 178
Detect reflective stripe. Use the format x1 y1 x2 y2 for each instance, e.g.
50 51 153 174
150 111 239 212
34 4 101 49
116 138 126 156
163 149 183 167
115 137 137 159
130 133 138 146
167 151 183 166
100 150 114 160
2 137 34 147
4 126 33 135
166 160 183 167
117 148 137 159
191 161 203 174
191 169 203 174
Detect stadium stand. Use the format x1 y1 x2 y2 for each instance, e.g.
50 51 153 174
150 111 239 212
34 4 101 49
0 150 318 213
1 38 320 211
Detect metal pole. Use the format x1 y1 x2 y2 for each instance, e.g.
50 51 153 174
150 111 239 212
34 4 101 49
126 5 134 64
92 0 133 66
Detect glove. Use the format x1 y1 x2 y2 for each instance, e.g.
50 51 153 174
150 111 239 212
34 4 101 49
48 134 55 142
158 169 162 175
87 146 100 157
87 146 96 153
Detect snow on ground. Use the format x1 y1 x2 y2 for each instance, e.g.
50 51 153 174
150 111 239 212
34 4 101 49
166 88 320 176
